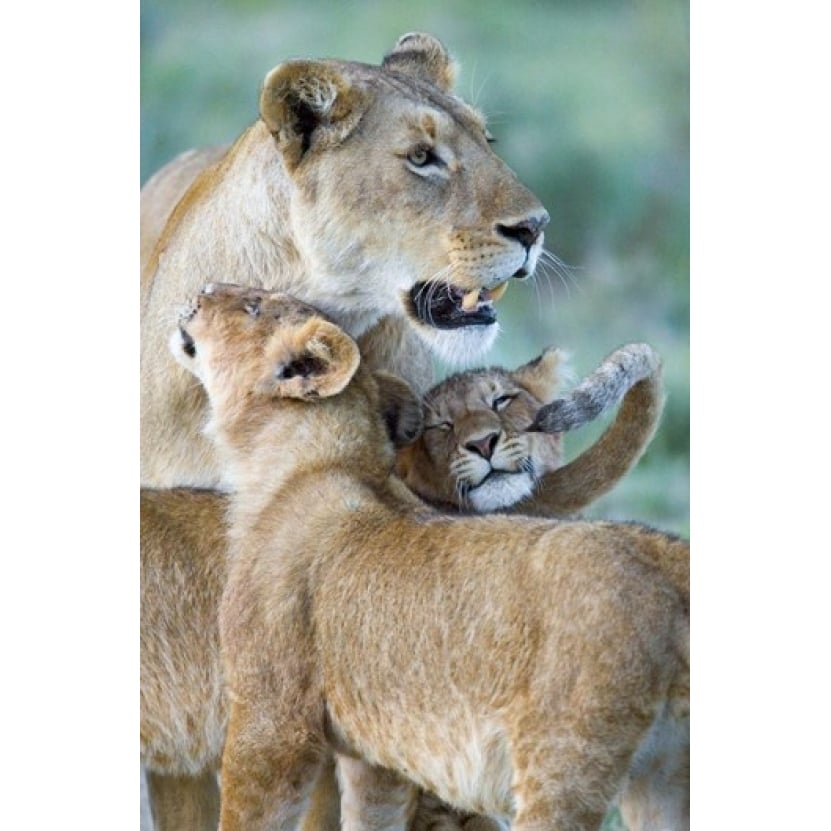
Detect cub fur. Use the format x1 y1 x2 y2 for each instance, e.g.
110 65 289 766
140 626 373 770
171 284 690 831
396 343 664 517
140 402 492 831
140 345 664 831
141 32 548 489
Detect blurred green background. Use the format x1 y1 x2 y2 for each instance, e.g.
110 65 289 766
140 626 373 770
140 0 689 540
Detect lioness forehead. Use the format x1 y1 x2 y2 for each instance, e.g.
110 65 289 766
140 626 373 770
338 59 488 137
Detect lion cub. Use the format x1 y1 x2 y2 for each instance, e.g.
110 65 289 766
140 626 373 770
396 343 663 517
395 348 687 831
170 283 689 831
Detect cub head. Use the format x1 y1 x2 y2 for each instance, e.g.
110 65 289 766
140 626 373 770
395 348 568 512
171 283 361 414
258 32 549 364
171 283 421 449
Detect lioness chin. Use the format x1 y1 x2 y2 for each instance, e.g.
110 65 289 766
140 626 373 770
170 284 689 831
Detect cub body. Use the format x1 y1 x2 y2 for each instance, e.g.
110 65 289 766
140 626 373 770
140 343 664 831
171 285 690 831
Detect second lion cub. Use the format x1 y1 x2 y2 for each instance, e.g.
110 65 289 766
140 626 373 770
171 284 689 831
396 342 664 517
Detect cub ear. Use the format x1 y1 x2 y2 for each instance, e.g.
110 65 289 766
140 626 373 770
373 371 423 448
258 318 361 400
260 61 369 171
512 347 571 404
381 32 457 92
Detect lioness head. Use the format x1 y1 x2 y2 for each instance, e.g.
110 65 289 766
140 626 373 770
395 349 567 512
259 32 549 362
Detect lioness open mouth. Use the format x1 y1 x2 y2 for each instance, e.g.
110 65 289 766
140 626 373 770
408 282 509 329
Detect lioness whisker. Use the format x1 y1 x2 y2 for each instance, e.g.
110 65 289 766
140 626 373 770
539 249 583 298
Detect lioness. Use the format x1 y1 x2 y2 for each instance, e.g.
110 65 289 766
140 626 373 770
396 342 663 516
141 31 548 489
142 32 548 828
170 284 689 831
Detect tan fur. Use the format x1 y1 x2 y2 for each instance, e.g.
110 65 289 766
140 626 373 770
396 345 663 518
140 488 228 830
139 144 227 314
395 349 681 831
172 285 690 831
142 33 546 830
141 32 548 490
139 365 476 831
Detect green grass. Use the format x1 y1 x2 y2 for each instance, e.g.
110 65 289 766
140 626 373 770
602 806 626 831
141 0 689 537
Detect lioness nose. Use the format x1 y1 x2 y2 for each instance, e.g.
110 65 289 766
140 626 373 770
496 212 550 251
464 432 499 460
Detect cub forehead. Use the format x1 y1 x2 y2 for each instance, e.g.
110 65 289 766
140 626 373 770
425 369 514 416
198 285 325 325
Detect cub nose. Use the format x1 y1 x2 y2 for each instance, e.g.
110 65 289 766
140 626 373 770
464 432 500 460
495 212 550 251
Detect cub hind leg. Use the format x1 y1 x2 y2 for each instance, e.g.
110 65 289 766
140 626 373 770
507 703 655 831
617 711 690 831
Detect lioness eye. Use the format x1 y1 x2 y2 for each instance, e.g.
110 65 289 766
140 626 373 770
492 394 515 412
425 421 452 432
407 145 435 168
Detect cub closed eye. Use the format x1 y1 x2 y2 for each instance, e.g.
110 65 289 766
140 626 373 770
424 421 452 432
492 394 515 412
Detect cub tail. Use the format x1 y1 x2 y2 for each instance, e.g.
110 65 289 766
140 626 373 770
520 343 664 516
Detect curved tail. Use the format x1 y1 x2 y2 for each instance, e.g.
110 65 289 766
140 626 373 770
519 343 664 516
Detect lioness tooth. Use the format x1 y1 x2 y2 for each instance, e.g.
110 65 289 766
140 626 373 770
489 282 508 303
461 289 481 311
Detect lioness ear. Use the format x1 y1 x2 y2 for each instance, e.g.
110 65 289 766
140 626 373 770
260 61 369 171
512 347 571 403
259 318 361 400
374 371 423 448
381 32 457 92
